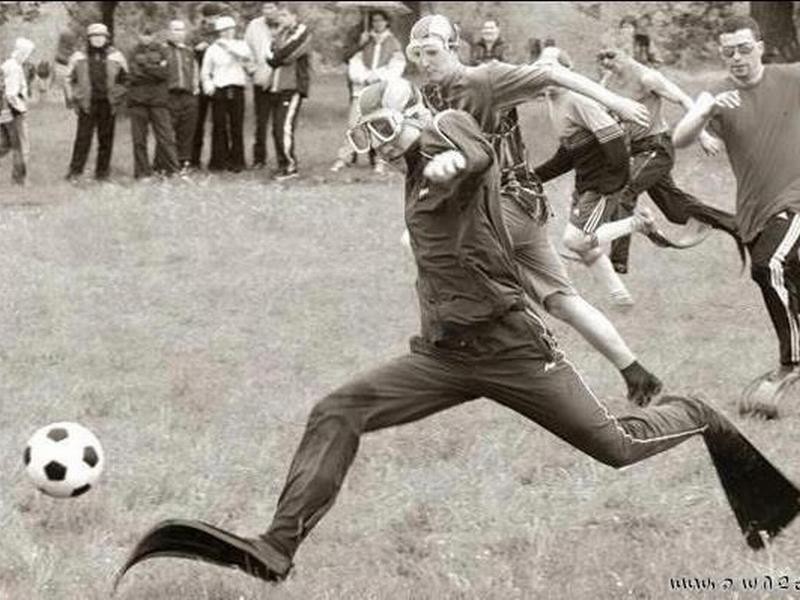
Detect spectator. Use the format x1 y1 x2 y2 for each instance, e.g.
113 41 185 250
190 3 227 169
128 25 180 179
35 60 52 102
201 15 253 173
155 19 199 173
266 5 311 180
245 2 279 169
528 37 543 62
0 37 35 185
65 23 127 182
470 18 507 64
617 15 661 66
331 9 404 174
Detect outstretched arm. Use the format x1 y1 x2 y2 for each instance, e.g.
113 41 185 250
546 64 650 128
673 90 740 148
488 62 648 127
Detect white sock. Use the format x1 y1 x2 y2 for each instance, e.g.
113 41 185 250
594 216 638 247
588 254 630 297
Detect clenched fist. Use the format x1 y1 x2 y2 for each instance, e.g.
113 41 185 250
423 151 467 183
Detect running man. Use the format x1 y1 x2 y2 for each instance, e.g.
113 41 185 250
597 45 742 274
406 15 661 405
673 15 800 409
116 78 799 588
532 48 656 305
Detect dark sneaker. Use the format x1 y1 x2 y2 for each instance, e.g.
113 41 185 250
622 361 663 407
114 519 292 590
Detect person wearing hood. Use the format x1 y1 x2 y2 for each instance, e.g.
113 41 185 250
1 37 35 185
64 23 128 182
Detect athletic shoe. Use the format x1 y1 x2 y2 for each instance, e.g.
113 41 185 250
621 361 663 407
330 159 347 172
739 365 800 419
631 206 656 234
609 289 635 310
114 519 292 590
275 170 299 181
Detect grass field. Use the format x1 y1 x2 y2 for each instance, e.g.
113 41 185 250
1 72 799 600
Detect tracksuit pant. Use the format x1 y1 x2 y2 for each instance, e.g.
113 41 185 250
129 104 179 178
272 90 302 175
191 92 212 168
748 211 800 367
67 99 115 179
153 92 197 173
166 91 198 166
610 133 739 270
263 308 729 559
252 86 274 167
209 85 245 172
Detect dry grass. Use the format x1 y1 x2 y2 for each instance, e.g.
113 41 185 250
1 73 799 600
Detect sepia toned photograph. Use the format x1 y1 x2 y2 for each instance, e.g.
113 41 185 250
1 1 800 598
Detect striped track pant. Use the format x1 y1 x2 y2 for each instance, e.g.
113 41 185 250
748 211 800 366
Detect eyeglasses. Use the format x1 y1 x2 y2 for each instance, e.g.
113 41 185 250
597 50 617 61
720 42 756 58
346 102 425 154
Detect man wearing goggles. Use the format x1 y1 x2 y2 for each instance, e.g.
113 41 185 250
406 14 662 408
674 16 800 417
116 78 799 588
596 46 741 276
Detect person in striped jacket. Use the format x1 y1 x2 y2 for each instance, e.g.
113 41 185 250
265 5 311 180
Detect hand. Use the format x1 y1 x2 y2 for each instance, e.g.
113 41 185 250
698 129 722 157
713 89 741 110
613 97 650 129
423 151 467 183
359 31 370 45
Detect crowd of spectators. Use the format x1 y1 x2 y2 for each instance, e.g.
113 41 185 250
0 6 660 187
0 2 311 186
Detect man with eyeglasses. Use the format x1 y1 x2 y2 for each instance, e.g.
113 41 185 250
674 15 800 417
596 46 742 275
115 77 800 587
406 14 663 407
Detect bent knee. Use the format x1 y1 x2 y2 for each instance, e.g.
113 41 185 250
590 443 630 469
307 388 366 431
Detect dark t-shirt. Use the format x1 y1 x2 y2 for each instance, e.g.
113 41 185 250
708 64 800 243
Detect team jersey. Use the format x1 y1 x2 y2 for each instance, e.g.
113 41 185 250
708 64 800 243
404 109 552 351
603 61 668 141
535 90 628 194
422 61 551 174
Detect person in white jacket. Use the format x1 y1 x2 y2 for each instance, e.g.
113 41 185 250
330 10 405 174
201 15 253 172
1 37 35 185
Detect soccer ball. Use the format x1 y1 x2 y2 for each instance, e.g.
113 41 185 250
23 422 105 498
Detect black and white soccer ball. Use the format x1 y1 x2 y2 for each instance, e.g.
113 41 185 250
23 422 105 498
